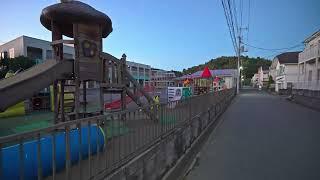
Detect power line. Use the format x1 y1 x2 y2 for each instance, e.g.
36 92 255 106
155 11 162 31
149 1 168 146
221 0 238 54
227 0 238 46
263 45 304 59
242 42 304 51
240 0 243 28
232 0 239 35
221 0 242 94
247 0 251 43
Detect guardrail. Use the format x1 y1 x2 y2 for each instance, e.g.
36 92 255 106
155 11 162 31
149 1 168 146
0 89 235 180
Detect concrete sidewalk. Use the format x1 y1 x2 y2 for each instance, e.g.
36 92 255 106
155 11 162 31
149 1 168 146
187 89 320 180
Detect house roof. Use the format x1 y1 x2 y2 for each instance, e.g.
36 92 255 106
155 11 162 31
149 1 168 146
201 66 212 78
275 51 300 64
175 69 237 80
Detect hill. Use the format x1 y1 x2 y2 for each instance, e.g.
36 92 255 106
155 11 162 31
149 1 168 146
181 56 271 80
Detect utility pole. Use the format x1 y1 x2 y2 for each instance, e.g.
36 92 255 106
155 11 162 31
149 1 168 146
237 35 241 94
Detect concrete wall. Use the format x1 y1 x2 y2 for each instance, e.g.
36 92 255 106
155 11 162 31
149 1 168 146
0 36 24 58
23 36 74 62
292 89 320 111
285 64 298 83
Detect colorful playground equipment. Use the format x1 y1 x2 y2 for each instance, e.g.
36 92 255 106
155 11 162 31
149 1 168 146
175 67 237 95
105 85 155 110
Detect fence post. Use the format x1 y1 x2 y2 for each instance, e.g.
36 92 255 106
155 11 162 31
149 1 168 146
0 143 2 180
208 107 211 122
189 97 192 122
37 133 42 180
19 138 24 180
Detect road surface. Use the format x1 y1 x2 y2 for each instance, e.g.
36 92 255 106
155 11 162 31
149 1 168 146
187 89 320 180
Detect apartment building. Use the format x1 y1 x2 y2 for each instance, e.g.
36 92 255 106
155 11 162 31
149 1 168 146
296 30 320 91
292 30 320 110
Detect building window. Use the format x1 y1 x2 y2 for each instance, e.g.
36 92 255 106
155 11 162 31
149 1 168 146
0 51 7 59
9 48 14 58
27 46 43 61
317 69 320 81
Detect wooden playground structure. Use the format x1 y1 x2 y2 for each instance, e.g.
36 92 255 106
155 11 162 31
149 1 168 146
0 1 155 124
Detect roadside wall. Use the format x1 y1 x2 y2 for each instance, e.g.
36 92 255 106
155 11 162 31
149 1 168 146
105 90 235 180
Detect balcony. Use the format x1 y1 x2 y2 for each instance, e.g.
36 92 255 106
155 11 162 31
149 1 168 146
275 69 283 77
299 44 320 63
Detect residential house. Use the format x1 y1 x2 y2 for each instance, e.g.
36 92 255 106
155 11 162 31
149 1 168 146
257 66 269 87
270 52 300 93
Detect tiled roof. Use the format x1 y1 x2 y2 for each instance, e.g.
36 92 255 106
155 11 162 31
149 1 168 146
275 52 300 64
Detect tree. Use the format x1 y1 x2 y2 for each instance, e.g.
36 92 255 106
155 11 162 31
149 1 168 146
0 56 35 79
180 56 271 79
267 75 275 89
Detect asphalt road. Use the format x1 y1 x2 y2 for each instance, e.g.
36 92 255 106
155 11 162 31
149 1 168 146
187 89 320 180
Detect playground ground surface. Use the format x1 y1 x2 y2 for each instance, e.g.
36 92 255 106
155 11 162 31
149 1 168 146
0 94 171 138
0 103 101 137
0 111 53 137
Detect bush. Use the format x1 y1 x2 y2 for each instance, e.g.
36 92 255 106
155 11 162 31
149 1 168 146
0 56 35 79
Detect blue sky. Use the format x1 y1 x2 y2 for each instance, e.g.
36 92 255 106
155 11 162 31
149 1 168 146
0 0 319 71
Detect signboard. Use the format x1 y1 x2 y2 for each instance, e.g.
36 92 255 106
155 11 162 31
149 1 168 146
167 87 192 102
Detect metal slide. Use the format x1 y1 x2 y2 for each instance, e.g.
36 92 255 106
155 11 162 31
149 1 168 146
0 60 73 112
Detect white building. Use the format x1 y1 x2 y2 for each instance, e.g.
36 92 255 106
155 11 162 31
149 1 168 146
126 61 151 86
296 30 320 92
151 68 176 89
257 66 269 87
251 73 259 87
270 52 300 93
0 35 74 64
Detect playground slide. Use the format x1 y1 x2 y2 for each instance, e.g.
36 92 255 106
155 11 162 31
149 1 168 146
105 86 154 110
0 60 73 112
